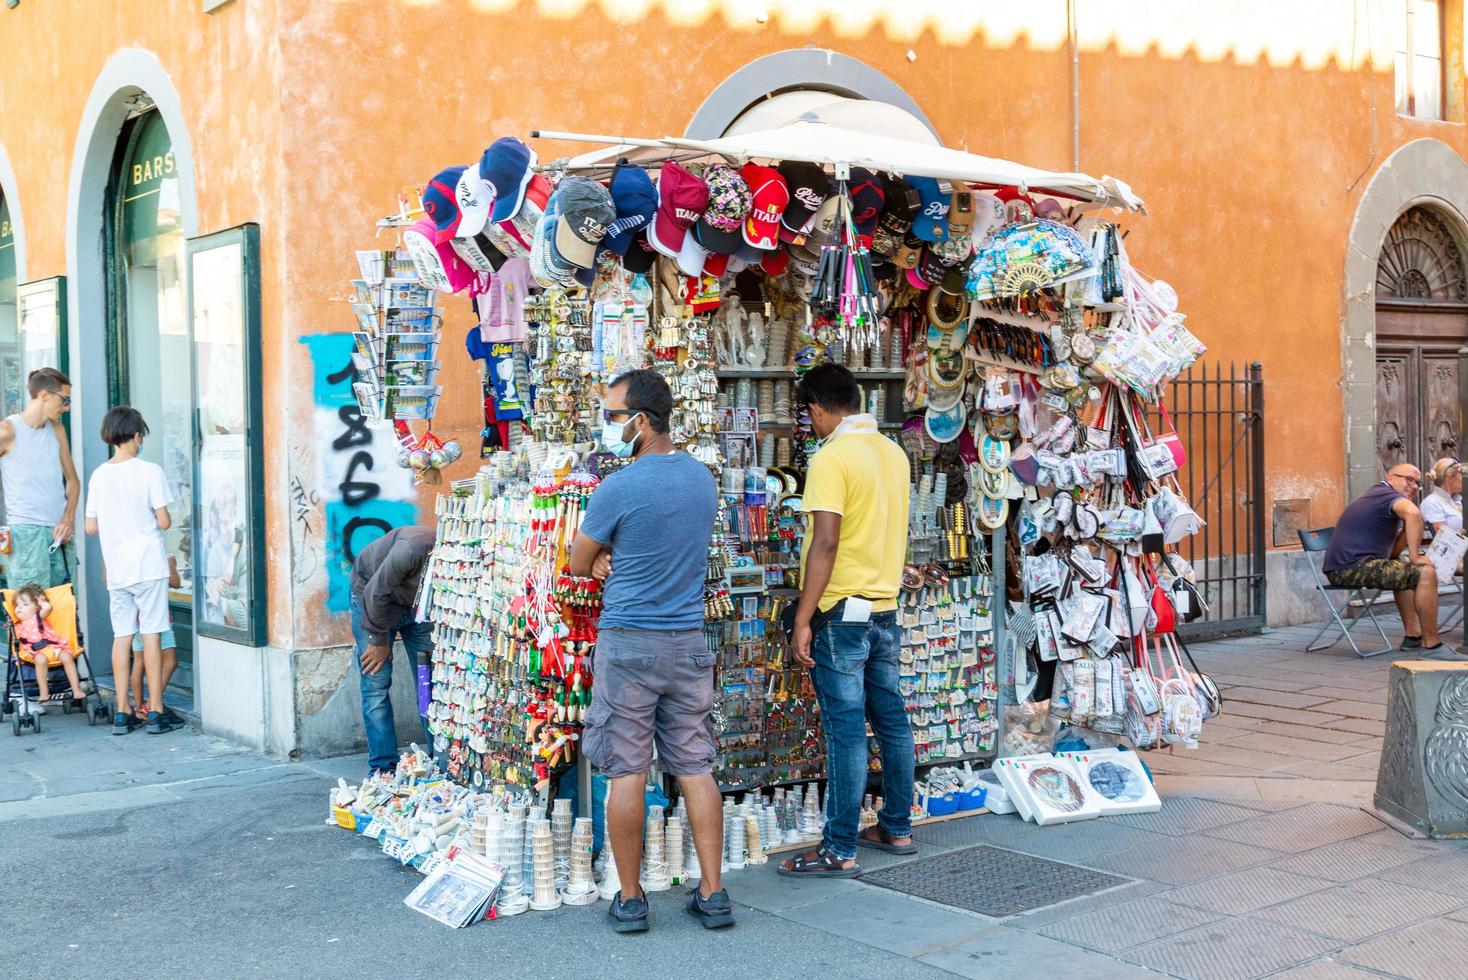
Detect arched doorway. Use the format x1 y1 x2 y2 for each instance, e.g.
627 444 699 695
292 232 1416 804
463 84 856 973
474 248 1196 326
103 106 195 689
1373 205 1468 475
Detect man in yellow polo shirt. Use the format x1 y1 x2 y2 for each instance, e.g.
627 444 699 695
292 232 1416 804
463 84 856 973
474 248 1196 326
778 364 915 880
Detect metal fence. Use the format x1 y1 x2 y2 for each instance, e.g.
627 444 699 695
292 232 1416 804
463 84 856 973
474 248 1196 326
1151 361 1266 639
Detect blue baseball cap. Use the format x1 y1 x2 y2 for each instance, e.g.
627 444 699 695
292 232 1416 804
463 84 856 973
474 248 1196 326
479 138 537 224
908 176 951 243
422 166 466 244
600 163 659 257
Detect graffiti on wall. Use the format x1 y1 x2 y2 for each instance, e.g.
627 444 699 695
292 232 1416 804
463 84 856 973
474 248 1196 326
299 333 416 613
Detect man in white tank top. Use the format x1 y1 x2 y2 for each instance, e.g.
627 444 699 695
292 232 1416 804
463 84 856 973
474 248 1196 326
0 368 81 589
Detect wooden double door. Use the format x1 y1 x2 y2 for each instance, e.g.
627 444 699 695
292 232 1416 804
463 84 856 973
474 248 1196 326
1376 304 1468 475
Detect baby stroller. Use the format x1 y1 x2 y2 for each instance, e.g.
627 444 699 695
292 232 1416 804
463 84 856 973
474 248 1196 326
2 583 109 734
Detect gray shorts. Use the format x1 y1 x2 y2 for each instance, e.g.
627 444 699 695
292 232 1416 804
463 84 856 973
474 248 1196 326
583 627 716 778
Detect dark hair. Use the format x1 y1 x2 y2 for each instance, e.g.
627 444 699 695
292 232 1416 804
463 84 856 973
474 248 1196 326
795 364 861 414
27 368 70 399
609 369 672 434
14 584 46 609
100 406 150 447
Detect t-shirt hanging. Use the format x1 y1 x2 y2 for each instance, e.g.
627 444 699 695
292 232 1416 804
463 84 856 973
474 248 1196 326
477 258 531 342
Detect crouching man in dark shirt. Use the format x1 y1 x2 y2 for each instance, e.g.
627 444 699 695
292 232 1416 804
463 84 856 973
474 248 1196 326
349 525 436 774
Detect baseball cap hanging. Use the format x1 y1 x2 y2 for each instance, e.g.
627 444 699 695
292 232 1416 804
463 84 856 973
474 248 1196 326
552 176 616 269
600 163 659 257
693 164 751 256
404 217 475 294
741 163 788 250
422 166 466 243
455 165 496 239
907 176 951 243
846 168 885 240
678 230 710 277
529 195 579 288
450 231 506 275
479 137 537 224
777 160 829 242
620 232 657 274
648 161 709 259
484 172 550 260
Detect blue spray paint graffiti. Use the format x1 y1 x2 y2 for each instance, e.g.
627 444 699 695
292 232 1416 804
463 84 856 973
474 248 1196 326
300 333 417 612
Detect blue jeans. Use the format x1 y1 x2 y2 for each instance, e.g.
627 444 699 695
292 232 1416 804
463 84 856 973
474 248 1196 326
349 591 432 774
810 611 914 861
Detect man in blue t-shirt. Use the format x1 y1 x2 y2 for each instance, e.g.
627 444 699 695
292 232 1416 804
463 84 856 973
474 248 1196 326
568 369 734 934
1322 464 1442 651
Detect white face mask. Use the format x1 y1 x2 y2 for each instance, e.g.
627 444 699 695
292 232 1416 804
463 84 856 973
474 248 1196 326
601 412 643 458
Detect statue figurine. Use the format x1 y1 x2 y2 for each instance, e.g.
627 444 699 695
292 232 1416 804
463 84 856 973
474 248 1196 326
745 312 767 368
717 293 744 367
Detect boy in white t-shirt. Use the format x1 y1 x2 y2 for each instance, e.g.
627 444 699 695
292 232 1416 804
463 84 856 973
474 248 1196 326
84 407 178 736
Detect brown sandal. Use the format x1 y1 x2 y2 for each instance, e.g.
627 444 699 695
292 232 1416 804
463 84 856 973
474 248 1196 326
857 825 918 855
777 846 861 879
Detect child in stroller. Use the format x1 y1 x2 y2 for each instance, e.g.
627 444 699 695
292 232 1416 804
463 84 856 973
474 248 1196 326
13 583 85 710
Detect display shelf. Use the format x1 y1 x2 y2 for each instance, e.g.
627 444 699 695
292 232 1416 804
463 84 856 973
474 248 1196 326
717 367 906 380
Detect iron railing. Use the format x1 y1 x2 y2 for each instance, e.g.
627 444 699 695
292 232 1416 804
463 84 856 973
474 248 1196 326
1152 361 1266 638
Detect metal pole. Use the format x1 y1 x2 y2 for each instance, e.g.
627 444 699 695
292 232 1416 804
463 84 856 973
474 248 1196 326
1249 361 1266 628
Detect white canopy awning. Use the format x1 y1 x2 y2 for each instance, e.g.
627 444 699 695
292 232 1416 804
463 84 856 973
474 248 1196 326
542 119 1143 212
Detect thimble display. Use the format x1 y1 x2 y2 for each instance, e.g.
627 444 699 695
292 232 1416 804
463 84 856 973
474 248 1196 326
757 380 775 423
666 815 685 885
523 805 544 899
683 822 702 883
762 805 780 853
597 843 623 901
745 810 767 865
721 799 737 871
735 379 754 410
777 438 791 468
551 798 573 890
529 818 561 912
727 808 747 871
800 787 821 836
641 805 671 892
761 434 776 467
470 808 491 856
496 809 529 917
774 380 792 424
562 817 598 905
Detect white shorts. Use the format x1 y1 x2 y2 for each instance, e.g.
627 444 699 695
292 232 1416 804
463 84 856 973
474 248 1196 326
109 578 171 637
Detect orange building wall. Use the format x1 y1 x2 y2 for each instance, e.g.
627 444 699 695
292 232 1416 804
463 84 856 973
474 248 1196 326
0 0 1461 648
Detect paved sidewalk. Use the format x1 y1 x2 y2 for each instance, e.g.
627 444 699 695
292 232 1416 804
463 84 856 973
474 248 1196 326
6 619 1468 979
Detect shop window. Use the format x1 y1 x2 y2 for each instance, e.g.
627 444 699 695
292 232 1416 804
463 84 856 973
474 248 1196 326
105 107 195 679
0 194 18 416
1397 0 1446 119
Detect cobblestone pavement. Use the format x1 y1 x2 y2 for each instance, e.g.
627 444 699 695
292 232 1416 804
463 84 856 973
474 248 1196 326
5 620 1467 979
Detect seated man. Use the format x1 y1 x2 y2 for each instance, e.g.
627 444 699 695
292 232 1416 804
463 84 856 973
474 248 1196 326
1323 465 1441 651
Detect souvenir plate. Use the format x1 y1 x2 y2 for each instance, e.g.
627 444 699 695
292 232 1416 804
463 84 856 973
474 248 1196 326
925 401 967 444
976 493 1010 530
978 464 1006 499
1057 747 1161 815
1006 754 1102 826
979 434 1011 474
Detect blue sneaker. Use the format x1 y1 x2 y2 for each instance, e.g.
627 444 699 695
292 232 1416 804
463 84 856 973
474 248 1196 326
686 887 736 929
608 890 650 933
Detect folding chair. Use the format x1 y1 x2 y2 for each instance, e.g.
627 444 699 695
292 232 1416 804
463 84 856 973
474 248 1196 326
1298 527 1394 658
1440 572 1466 633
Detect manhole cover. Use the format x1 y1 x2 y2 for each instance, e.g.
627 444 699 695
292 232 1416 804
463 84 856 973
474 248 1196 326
861 845 1131 917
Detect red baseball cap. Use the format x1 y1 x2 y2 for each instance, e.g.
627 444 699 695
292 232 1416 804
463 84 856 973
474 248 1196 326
741 163 788 250
647 162 709 259
759 248 790 276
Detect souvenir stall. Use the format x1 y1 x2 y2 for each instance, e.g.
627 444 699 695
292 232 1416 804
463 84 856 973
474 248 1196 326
328 118 1214 921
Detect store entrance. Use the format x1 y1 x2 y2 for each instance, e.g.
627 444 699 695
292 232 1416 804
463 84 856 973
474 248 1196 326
104 108 195 694
1374 207 1468 475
